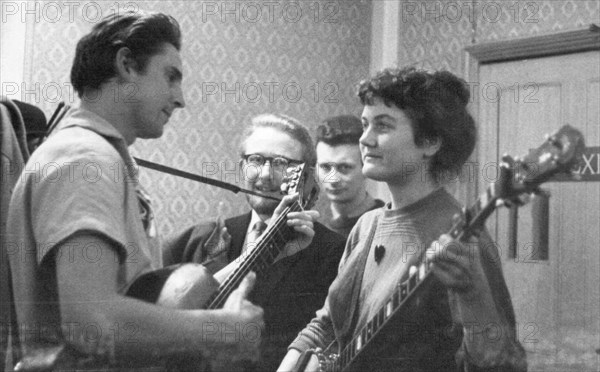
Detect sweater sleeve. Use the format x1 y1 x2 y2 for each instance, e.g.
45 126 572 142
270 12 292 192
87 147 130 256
287 221 365 353
288 296 337 353
454 230 528 371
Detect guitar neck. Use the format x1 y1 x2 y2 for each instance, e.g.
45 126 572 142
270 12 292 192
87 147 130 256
205 202 302 309
333 185 501 371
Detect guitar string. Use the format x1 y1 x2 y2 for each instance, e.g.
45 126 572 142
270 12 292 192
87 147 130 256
210 166 313 307
209 203 297 308
209 166 324 307
208 202 301 308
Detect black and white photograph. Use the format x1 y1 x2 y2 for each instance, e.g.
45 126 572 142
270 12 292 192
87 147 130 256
1 1 599 371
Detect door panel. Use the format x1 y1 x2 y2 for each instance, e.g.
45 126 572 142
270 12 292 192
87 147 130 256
479 51 600 371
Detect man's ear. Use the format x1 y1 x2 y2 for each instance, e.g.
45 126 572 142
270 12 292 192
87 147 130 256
423 137 442 157
114 47 138 80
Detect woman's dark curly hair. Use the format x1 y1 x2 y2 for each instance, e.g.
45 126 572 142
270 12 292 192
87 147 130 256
70 11 181 97
358 67 476 181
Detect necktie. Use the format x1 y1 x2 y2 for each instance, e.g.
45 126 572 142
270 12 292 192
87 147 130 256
136 186 156 238
243 221 267 256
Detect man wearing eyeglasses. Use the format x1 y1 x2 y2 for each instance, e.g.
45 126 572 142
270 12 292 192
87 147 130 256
163 114 346 371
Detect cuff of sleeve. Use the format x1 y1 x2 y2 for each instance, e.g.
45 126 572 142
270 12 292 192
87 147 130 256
459 336 527 372
288 336 314 354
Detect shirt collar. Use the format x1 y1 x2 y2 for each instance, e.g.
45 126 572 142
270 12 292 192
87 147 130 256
56 106 138 176
248 210 270 233
57 107 128 145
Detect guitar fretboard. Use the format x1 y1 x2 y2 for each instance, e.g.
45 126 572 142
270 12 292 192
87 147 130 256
206 202 302 309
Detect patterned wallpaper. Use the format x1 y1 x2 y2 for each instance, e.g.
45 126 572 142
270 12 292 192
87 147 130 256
20 0 597 236
397 0 600 74
18 0 372 236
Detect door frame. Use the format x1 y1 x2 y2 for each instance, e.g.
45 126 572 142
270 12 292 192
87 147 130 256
461 24 600 202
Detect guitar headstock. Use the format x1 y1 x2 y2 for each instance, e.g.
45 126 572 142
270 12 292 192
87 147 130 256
280 164 320 209
500 125 585 198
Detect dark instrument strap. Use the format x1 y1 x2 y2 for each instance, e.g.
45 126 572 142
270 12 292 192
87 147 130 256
132 157 282 201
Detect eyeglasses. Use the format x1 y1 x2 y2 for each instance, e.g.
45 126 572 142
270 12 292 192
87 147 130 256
242 154 303 170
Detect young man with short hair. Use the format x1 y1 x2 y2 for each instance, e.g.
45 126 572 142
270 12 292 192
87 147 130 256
315 115 384 237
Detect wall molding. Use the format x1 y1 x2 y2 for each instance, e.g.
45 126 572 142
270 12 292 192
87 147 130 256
466 24 600 65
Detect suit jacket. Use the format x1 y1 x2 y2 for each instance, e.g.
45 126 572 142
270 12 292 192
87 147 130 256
163 213 346 371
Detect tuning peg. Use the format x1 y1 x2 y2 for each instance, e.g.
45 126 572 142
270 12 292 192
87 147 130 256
280 183 289 194
518 193 531 205
409 265 417 277
501 154 515 166
544 132 557 143
495 199 509 208
452 213 463 224
571 170 582 181
503 198 516 208
547 133 564 148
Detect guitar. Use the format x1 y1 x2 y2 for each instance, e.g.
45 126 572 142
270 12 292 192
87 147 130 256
126 162 320 310
14 164 319 371
295 125 585 372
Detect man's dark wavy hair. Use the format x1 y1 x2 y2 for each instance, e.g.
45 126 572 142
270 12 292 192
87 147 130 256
70 11 181 97
316 115 363 146
358 67 476 180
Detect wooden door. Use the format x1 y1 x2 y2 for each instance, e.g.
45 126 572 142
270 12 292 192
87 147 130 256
479 51 599 371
